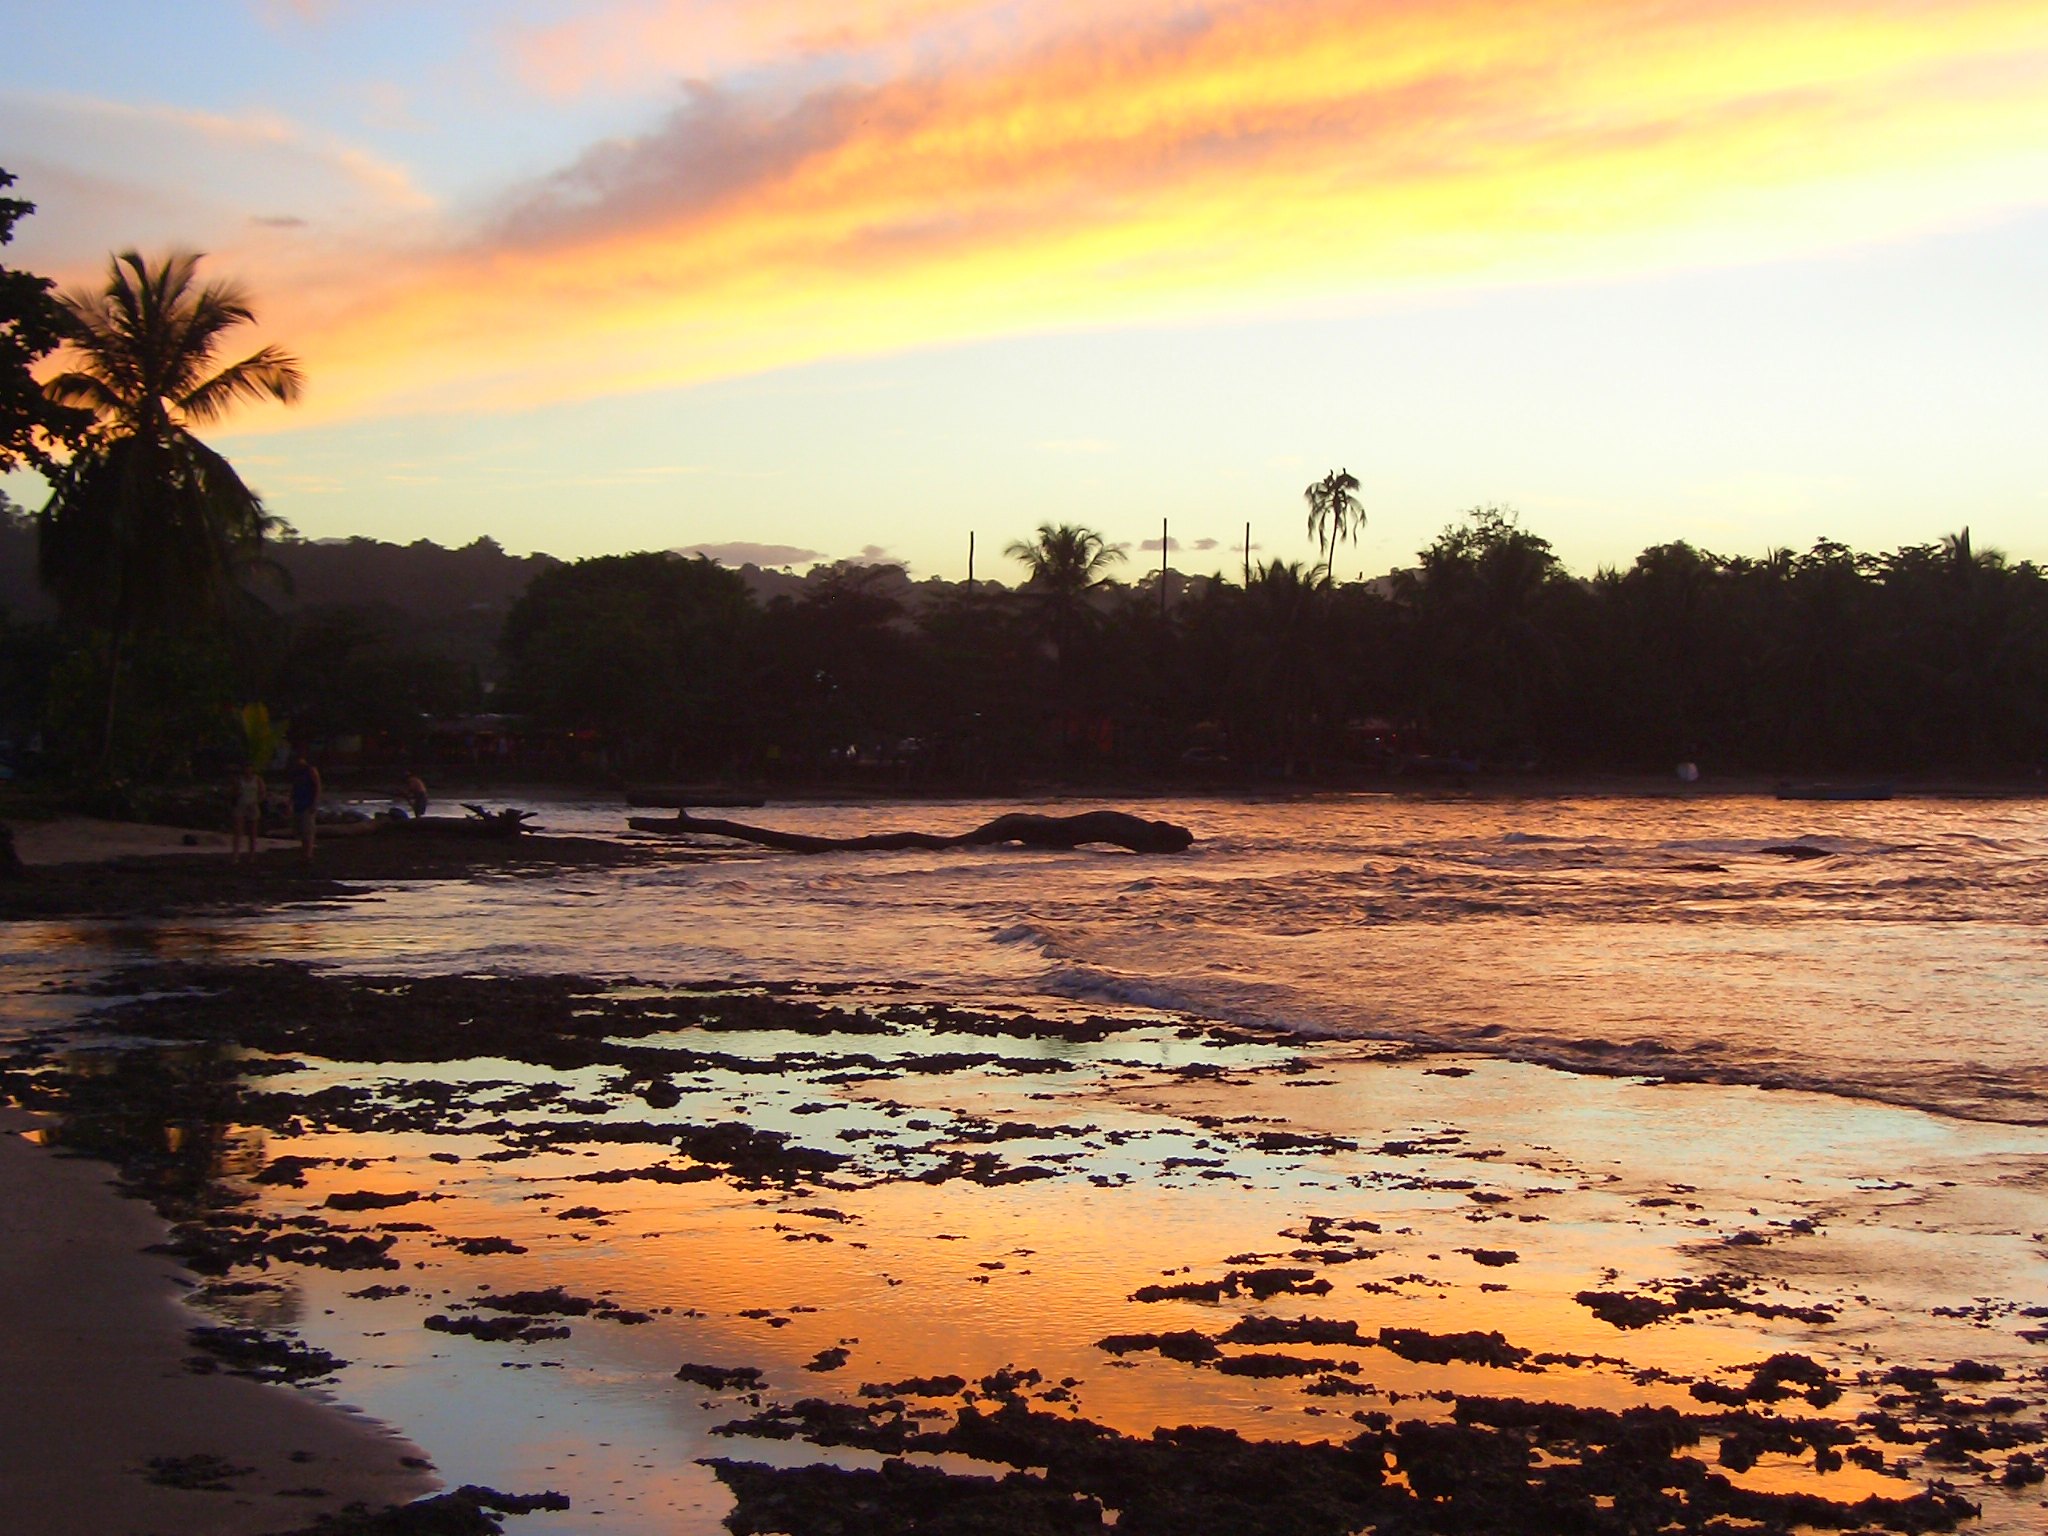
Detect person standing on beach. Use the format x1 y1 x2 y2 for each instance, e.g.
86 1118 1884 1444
403 769 428 820
230 763 265 861
288 750 322 864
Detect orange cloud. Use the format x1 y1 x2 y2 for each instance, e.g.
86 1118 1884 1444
251 0 2048 427
510 0 1095 90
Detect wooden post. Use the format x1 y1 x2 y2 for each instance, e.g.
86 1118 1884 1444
1244 522 1251 587
967 531 975 591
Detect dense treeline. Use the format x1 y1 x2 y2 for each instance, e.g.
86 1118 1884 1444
496 510 2048 784
0 499 507 774
6 491 2045 783
5 500 2045 783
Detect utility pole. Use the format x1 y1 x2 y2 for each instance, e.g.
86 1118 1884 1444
1160 517 1169 620
1244 521 1251 587
967 531 974 592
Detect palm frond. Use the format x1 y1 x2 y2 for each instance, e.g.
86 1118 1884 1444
42 370 127 415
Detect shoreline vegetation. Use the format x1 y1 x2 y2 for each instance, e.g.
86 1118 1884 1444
10 508 2048 796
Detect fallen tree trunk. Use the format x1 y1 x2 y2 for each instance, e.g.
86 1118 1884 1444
628 809 1194 855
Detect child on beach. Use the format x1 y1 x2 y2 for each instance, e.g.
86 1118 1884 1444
231 764 264 861
403 769 428 820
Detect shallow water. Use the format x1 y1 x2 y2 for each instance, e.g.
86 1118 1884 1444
6 790 2048 1534
100 789 2048 1124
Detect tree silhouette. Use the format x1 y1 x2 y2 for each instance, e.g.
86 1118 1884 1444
1006 522 1123 599
37 250 302 769
0 169 88 474
500 552 752 776
1005 522 1123 660
1303 469 1364 583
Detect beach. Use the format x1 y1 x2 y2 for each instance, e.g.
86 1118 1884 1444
3 793 2046 1534
0 1100 434 1533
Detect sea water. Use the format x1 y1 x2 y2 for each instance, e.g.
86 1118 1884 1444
215 791 2048 1126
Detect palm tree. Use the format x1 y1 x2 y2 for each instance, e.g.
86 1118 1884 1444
37 250 302 768
1005 523 1124 740
1006 522 1123 651
1303 468 1364 583
1006 522 1124 598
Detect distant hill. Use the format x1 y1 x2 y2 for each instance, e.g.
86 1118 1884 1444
269 535 558 682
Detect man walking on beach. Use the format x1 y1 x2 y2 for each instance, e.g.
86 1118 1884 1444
289 750 322 864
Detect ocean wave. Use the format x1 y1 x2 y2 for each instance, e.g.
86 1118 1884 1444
989 922 1077 960
1037 961 2048 1129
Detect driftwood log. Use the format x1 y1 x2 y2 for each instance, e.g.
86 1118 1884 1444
628 809 1194 855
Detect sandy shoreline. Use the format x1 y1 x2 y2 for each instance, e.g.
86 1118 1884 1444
0 1105 436 1534
0 820 641 1534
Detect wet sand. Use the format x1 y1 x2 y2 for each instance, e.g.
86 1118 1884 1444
0 1103 435 1534
8 959 2045 1534
0 818 664 922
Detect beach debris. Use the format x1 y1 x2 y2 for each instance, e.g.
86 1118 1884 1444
424 1313 570 1345
1373 1327 1529 1369
705 1456 1105 1533
186 1325 345 1383
144 1453 255 1490
1096 1331 1223 1362
675 1362 767 1391
1212 1353 1342 1377
1691 1352 1841 1408
252 1154 326 1186
1131 1268 1331 1304
1574 1276 1836 1330
708 1393 1984 1536
859 1375 967 1399
269 1485 569 1534
628 807 1195 854
1219 1316 1365 1347
459 804 540 836
324 1188 424 1211
1461 1246 1520 1266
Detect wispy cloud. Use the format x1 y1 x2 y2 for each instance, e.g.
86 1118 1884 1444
681 540 824 566
53 2 2048 429
508 0 1052 93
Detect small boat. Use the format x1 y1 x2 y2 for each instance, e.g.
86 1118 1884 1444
1773 780 1893 802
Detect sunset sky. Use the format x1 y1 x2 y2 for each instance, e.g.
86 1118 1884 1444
4 0 2047 578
